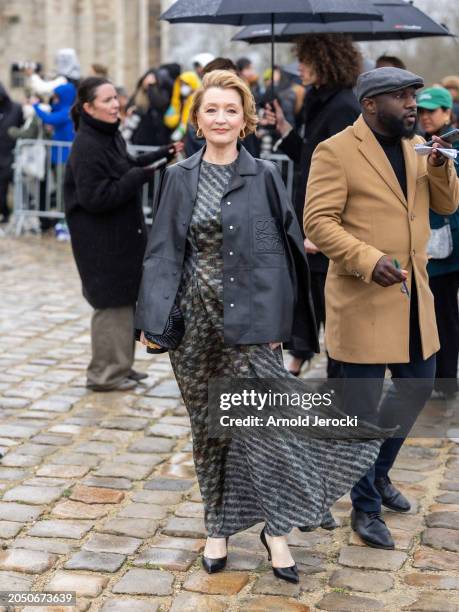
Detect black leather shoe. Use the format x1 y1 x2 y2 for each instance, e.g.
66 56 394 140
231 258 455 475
375 475 411 513
260 527 299 584
202 538 228 574
351 509 395 550
86 377 137 392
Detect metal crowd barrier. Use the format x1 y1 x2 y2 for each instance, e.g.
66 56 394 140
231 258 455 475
268 152 295 200
12 139 71 235
12 139 294 236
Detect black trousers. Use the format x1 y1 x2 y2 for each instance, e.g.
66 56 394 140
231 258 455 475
290 270 343 377
342 280 435 512
429 270 459 395
0 177 11 220
38 175 56 231
343 355 435 512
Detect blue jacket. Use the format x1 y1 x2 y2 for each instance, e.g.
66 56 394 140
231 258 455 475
428 137 459 278
34 83 76 164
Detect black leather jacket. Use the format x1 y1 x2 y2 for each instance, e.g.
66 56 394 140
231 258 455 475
134 146 319 352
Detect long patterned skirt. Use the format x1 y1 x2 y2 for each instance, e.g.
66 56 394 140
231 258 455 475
169 270 381 537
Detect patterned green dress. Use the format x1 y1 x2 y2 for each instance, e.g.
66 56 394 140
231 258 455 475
169 159 381 537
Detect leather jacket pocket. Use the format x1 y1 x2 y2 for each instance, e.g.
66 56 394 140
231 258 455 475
252 216 284 254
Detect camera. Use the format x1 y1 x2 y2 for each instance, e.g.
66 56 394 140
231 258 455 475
11 61 42 73
10 62 43 88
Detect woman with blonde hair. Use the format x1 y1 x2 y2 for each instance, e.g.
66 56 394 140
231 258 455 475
135 70 381 583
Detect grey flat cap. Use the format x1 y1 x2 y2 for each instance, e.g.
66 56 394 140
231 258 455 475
356 67 424 102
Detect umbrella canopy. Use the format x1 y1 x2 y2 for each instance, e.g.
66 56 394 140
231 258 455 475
160 0 384 25
232 1 453 43
161 0 384 102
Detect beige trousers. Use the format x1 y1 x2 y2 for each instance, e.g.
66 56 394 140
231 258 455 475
87 306 135 389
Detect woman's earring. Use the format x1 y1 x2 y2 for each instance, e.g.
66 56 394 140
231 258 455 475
239 128 246 139
196 127 203 138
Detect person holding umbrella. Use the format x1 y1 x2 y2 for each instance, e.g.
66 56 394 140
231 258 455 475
135 69 385 583
263 34 362 377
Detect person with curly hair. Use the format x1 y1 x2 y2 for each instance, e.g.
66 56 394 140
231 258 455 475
264 34 362 378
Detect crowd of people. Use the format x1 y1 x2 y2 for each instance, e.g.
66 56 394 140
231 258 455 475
1 35 459 583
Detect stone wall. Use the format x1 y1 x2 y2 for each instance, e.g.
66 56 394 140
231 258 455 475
0 0 162 98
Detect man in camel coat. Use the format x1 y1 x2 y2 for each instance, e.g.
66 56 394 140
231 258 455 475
304 67 459 550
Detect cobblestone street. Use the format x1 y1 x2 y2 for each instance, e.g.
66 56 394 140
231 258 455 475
0 235 458 611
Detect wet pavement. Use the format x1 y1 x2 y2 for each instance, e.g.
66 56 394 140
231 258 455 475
0 235 458 611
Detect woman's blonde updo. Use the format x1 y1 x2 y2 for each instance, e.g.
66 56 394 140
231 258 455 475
189 69 258 138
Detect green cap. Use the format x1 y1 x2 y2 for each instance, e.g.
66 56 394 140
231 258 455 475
417 87 453 110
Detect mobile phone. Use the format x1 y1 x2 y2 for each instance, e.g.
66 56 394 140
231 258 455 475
425 128 459 147
146 157 168 170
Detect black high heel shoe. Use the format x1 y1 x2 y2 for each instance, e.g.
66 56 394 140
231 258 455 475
260 527 299 584
202 537 228 574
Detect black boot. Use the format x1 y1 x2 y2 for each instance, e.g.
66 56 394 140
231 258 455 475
351 509 395 549
375 475 411 512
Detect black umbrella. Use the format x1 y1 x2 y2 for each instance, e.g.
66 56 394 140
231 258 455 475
232 1 454 43
161 0 383 98
160 0 384 25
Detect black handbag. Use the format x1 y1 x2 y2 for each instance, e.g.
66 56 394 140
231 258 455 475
143 304 185 353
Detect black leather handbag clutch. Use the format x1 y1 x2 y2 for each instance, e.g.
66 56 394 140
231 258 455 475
143 304 185 354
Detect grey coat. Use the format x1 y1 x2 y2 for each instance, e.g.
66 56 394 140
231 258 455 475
134 146 319 352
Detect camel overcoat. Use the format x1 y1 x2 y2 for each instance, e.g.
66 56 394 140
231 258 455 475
304 115 459 364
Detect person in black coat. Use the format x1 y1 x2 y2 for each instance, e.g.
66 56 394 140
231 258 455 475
127 68 172 147
0 82 24 223
263 34 361 376
64 77 182 391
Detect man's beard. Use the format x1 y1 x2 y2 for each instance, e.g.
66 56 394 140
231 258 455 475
377 109 418 139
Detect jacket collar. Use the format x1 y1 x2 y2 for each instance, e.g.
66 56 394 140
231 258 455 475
353 114 417 210
178 143 258 200
303 85 345 119
80 110 121 136
310 85 342 104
